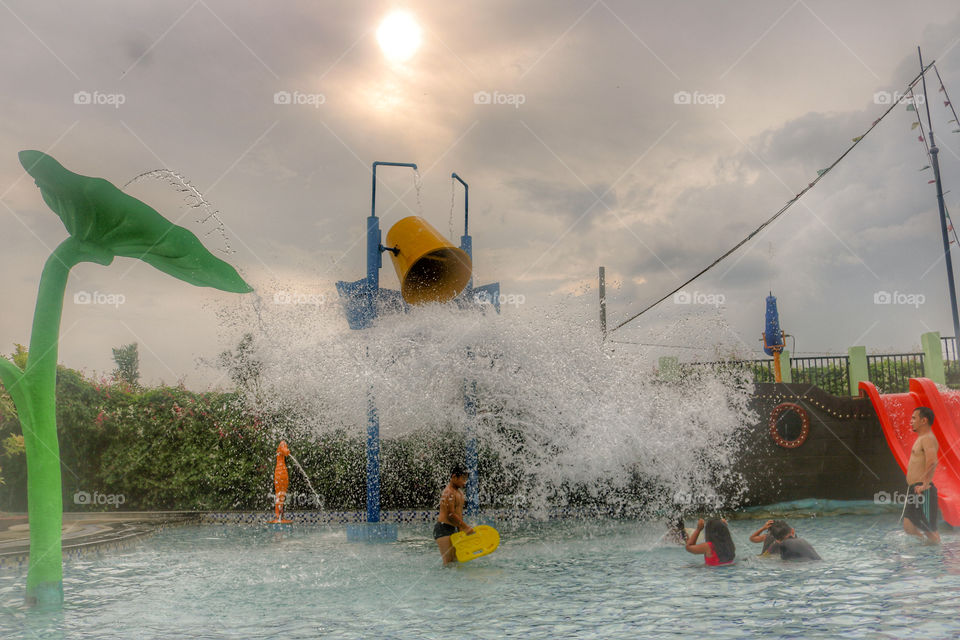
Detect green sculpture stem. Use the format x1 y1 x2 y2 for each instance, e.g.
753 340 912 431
8 150 252 607
16 238 82 605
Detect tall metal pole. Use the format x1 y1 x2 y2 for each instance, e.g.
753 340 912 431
365 161 417 525
918 48 960 349
452 173 473 290
599 266 607 340
453 173 479 514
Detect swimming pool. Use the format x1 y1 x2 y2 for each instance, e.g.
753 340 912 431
2 515 958 639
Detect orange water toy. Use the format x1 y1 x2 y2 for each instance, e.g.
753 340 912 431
269 441 292 524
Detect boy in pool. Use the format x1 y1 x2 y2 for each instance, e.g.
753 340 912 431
768 521 821 561
749 519 789 555
434 465 475 565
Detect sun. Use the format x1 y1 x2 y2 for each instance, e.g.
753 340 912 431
377 11 422 63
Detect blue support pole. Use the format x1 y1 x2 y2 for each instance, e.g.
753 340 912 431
366 384 381 523
453 173 473 290
363 161 417 526
463 373 479 516
454 173 479 515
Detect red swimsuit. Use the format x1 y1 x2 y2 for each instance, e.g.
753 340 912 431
704 542 734 566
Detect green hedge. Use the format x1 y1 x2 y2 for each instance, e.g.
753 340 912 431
0 366 499 512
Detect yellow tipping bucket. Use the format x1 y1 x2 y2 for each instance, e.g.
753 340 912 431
385 216 472 305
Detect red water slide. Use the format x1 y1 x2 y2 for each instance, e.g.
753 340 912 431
859 377 960 526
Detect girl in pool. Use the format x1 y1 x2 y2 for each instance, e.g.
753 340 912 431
684 518 735 565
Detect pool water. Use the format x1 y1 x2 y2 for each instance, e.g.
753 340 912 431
2 515 960 639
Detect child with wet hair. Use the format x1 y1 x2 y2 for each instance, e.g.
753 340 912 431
749 519 790 556
770 521 821 561
685 518 735 565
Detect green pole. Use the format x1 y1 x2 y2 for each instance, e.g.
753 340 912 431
780 349 793 383
921 331 946 385
1 150 253 606
849 346 868 396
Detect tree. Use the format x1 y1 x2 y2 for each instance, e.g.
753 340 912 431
111 343 140 388
218 333 263 395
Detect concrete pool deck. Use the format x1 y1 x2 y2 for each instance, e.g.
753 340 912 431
0 512 199 571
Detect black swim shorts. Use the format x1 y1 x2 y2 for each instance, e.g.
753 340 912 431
433 522 458 539
903 482 939 533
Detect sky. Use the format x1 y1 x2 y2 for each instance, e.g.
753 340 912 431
2 0 960 387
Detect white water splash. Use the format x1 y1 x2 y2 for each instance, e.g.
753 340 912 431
218 285 756 517
288 452 324 510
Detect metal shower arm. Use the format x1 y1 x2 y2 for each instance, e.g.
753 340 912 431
452 172 469 236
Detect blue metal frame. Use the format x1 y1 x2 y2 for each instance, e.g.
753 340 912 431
365 162 416 525
453 173 481 515
337 165 500 529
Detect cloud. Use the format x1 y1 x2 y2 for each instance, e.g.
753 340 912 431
2 1 960 385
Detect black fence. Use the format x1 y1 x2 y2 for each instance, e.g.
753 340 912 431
680 355 850 396
942 336 960 388
865 353 924 394
788 355 851 396
678 342 960 395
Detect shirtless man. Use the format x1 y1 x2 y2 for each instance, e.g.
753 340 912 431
902 406 941 544
434 466 475 565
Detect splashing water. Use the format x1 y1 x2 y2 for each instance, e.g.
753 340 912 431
123 169 234 256
218 287 756 518
412 169 423 218
288 452 324 510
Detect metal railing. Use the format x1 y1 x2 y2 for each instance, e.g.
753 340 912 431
680 355 850 396
942 336 960 388
788 355 850 397
866 353 925 393
678 349 952 395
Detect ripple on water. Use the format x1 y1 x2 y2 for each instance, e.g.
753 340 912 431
1 516 959 639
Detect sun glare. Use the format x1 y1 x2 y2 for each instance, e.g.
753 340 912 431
377 11 422 63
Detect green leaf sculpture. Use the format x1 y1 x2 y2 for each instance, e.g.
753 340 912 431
0 151 252 607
